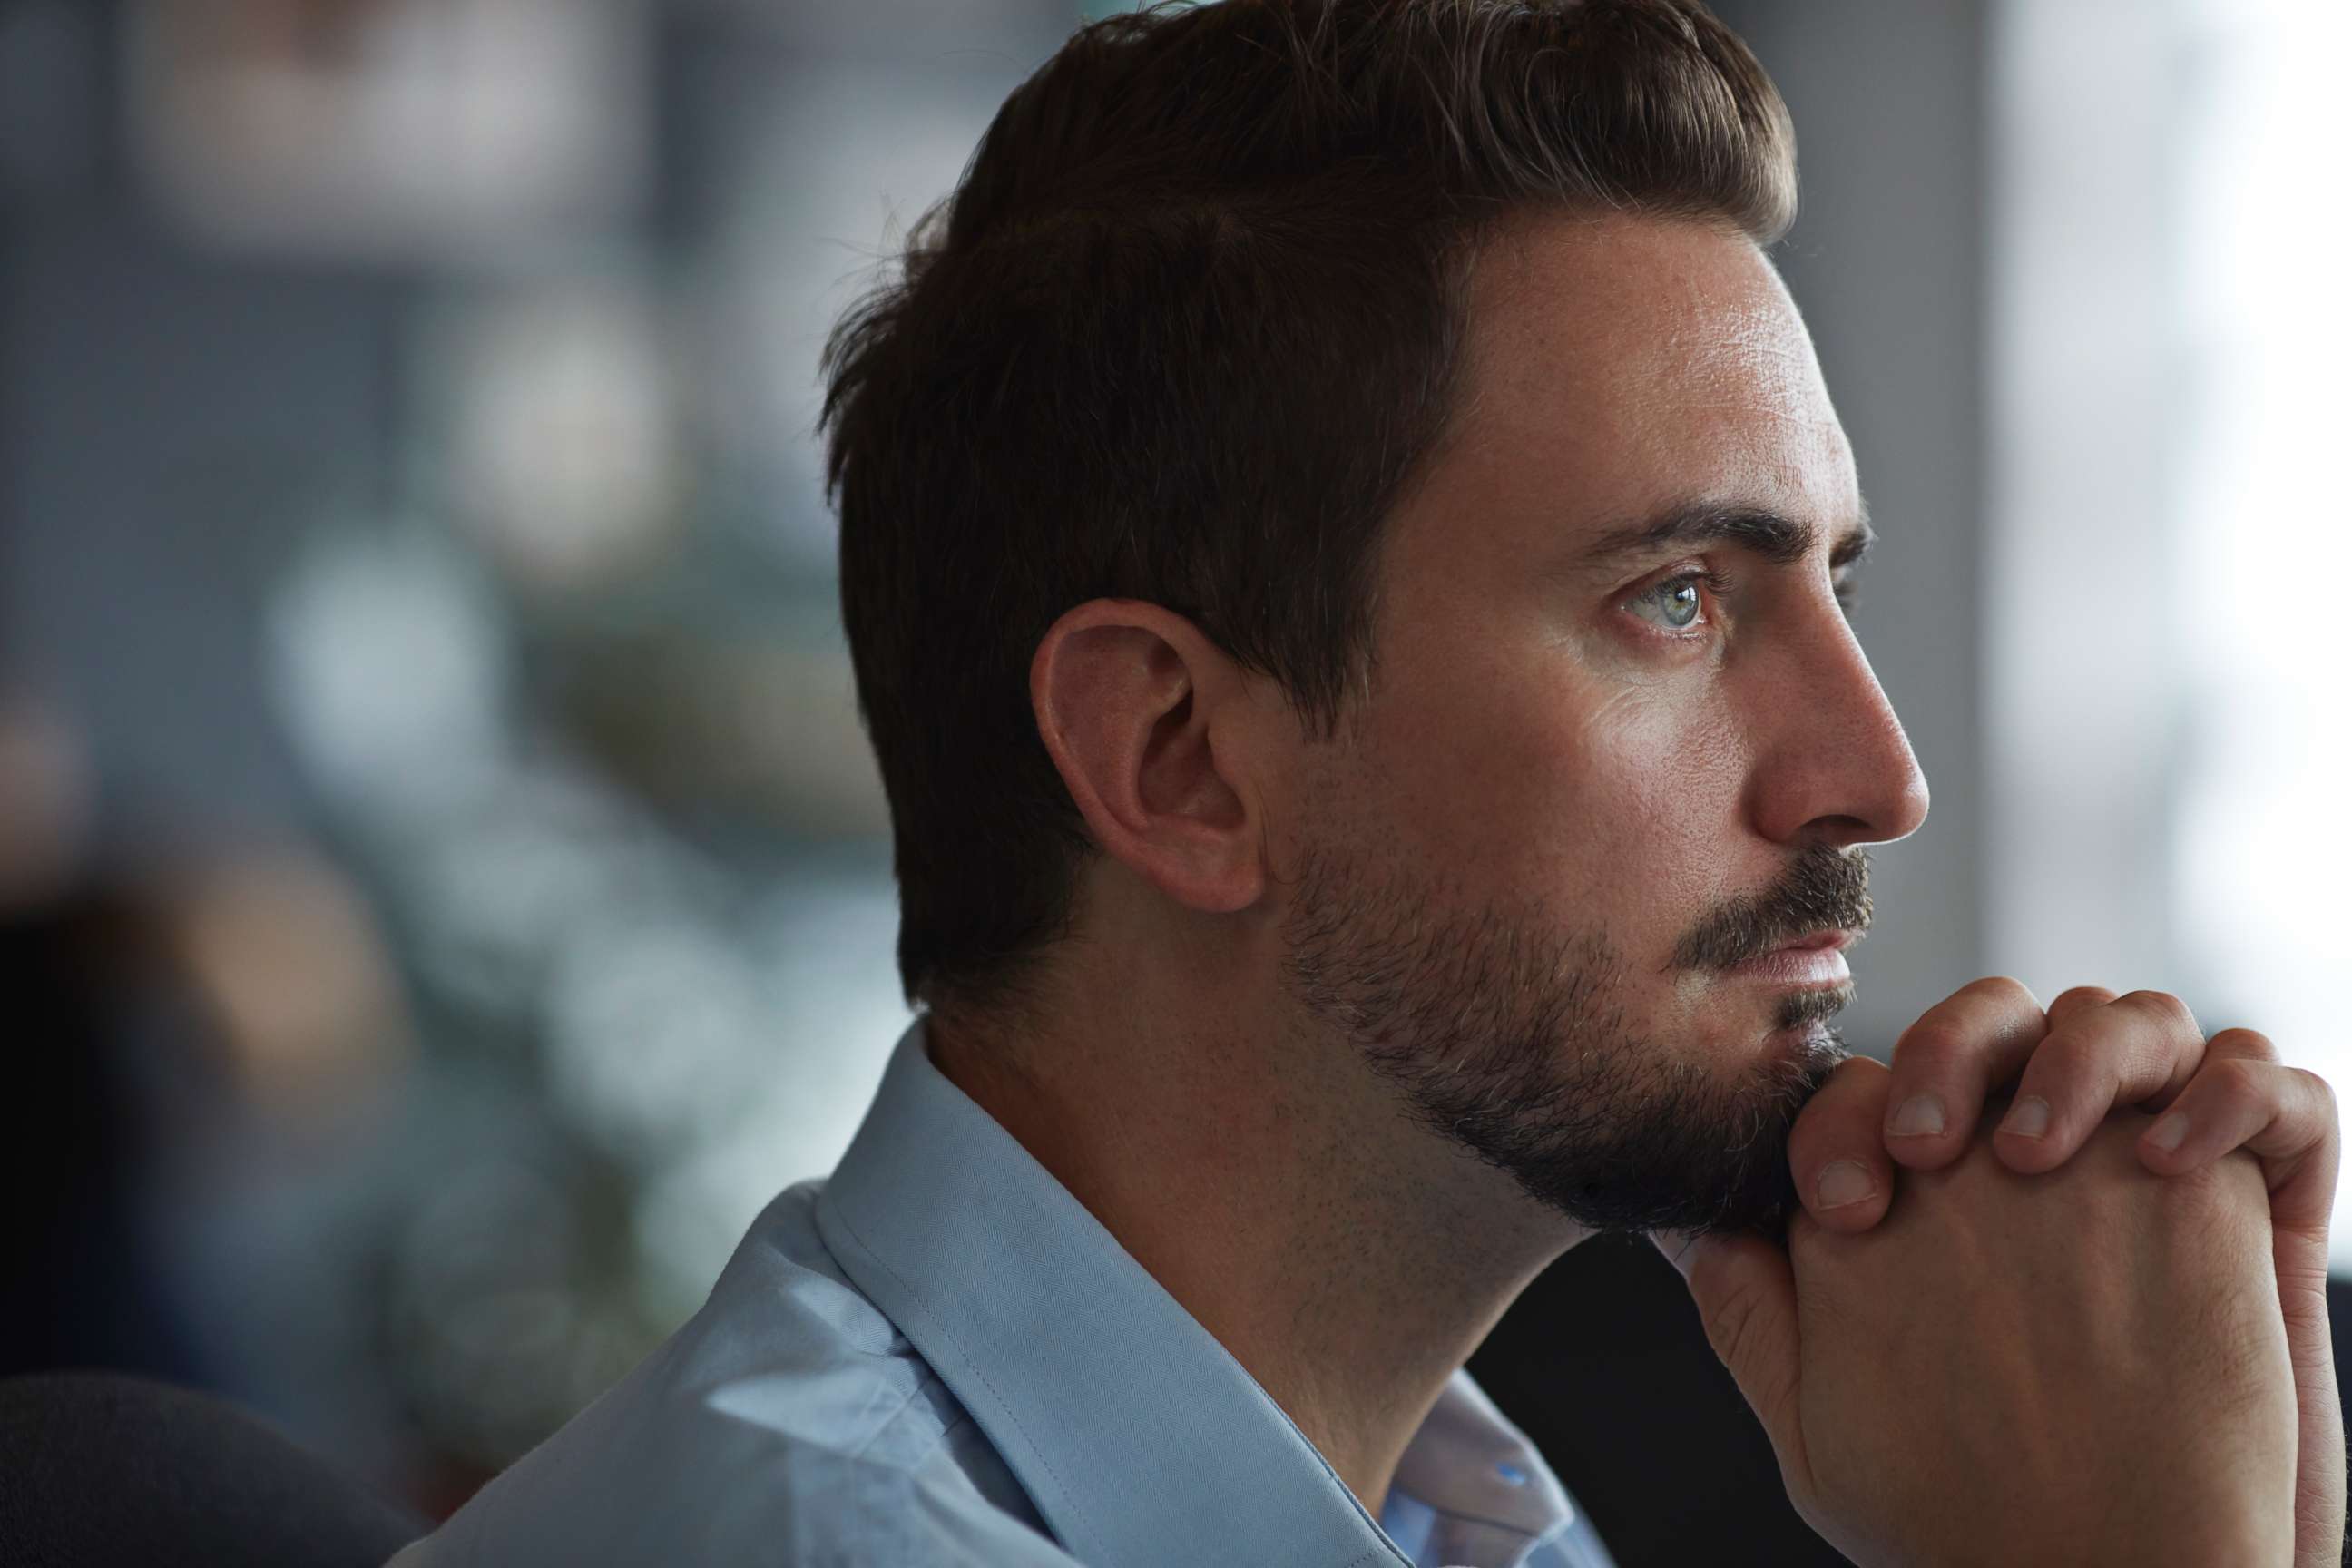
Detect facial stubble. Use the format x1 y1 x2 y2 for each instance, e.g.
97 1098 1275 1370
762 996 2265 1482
1277 840 1869 1238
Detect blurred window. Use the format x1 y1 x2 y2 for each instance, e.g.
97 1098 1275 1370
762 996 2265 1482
1991 0 2351 1262
2168 0 2352 1258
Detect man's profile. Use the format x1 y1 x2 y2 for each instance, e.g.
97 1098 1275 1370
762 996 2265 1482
390 2 2341 1563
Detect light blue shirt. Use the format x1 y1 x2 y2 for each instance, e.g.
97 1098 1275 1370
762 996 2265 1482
389 1018 1616 1567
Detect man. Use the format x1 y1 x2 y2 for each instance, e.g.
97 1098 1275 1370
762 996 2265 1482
390 1 2342 1563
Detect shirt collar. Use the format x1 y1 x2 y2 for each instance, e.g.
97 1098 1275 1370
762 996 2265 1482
814 1016 1576 1568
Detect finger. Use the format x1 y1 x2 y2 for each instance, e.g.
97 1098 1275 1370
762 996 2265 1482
1651 1226 1811 1498
2138 1044 2333 1230
2043 983 2119 1031
2137 1045 2347 1568
1788 1055 1895 1232
1996 989 2207 1174
1880 976 2047 1171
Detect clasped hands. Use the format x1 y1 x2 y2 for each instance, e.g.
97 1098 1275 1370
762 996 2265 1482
1655 978 2343 1568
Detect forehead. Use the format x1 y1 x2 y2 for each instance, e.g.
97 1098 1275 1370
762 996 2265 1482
1396 211 1857 573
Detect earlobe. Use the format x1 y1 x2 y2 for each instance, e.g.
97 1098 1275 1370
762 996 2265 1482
1030 600 1267 916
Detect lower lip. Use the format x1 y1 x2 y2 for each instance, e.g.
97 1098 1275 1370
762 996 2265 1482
1727 946 1851 986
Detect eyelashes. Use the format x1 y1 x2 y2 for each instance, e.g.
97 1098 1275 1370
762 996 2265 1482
1622 565 1863 636
1624 566 1738 632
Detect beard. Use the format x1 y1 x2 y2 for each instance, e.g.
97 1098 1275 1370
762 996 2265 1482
1277 839 1874 1238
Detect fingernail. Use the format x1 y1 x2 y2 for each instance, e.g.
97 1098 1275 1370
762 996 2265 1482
2148 1112 2190 1152
2000 1095 2050 1139
1816 1160 1877 1210
1887 1093 1945 1138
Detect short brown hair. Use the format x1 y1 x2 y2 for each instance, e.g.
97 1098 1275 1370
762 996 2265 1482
820 0 1796 1024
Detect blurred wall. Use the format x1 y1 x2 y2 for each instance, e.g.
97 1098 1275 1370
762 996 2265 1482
0 0 1063 1512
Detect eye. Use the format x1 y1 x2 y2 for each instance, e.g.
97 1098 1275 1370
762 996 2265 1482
1624 569 1724 632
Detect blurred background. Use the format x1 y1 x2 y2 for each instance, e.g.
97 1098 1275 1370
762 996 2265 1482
0 0 2342 1562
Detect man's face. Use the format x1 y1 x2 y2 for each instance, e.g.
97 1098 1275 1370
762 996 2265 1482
1275 211 1929 1236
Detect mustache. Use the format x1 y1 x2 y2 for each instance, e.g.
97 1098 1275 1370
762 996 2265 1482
1672 846 1874 971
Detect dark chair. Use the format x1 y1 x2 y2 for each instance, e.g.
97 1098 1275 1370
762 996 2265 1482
0 1371 427 1567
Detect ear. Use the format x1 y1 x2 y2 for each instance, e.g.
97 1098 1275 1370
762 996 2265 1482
1030 599 1267 916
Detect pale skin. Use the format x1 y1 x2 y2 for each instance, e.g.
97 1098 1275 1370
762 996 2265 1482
926 209 2340 1563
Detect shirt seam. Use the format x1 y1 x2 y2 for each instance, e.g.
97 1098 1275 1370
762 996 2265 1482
820 1195 1102 1561
841 1367 953 1465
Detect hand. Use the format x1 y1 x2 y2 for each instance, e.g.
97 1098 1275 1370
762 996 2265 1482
1661 1112 2298 1567
1779 977 2344 1566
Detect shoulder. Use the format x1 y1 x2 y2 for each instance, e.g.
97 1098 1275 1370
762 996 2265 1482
389 1182 1069 1568
393 1433 1075 1568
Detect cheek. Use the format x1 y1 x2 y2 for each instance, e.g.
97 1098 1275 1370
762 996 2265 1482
1547 684 1751 921
1367 653 1751 923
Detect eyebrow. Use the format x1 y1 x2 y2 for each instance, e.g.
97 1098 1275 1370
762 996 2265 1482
1578 499 1877 573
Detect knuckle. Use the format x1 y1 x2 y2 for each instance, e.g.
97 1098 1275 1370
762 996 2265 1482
2016 1026 2095 1089
1967 974 2041 1009
2117 988 2198 1035
2047 983 2115 1011
2295 1066 2337 1123
2207 1025 2278 1063
1890 1021 1973 1075
2195 1054 2267 1108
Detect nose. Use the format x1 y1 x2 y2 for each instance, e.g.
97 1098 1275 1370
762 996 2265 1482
1744 600 1931 850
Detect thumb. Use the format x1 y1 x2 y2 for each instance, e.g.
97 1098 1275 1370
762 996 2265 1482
1651 1228 1810 1488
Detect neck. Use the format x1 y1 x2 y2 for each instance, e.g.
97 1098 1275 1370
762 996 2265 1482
924 976 1583 1519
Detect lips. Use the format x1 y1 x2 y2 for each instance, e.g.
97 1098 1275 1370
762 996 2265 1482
1729 929 1857 986
1768 928 1858 956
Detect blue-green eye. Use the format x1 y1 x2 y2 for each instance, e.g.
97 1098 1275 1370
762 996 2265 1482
1629 573 1709 631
